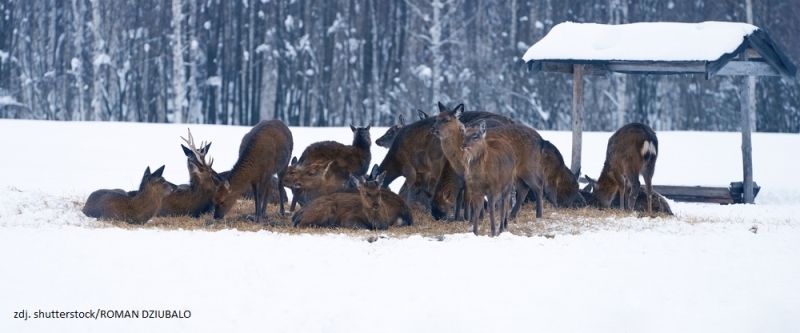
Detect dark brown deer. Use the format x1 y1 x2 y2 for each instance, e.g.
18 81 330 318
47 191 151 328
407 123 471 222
217 170 286 204
83 166 173 224
582 175 672 215
292 172 413 229
297 124 372 179
460 121 516 236
213 120 293 223
430 102 544 219
539 139 586 208
593 122 659 212
157 129 220 217
289 160 349 204
377 107 513 205
375 115 405 148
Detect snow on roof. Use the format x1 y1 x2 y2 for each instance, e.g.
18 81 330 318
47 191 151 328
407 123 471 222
522 21 759 63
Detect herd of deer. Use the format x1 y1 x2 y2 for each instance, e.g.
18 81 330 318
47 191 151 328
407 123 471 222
82 103 672 236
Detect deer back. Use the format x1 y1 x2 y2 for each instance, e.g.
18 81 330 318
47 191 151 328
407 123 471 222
594 123 659 207
83 165 172 224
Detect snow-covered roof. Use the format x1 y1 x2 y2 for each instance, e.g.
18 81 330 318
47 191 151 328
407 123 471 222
522 21 796 79
523 21 758 62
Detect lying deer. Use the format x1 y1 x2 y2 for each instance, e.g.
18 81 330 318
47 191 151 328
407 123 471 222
83 166 173 224
157 129 220 217
292 172 413 230
213 120 293 223
593 122 659 212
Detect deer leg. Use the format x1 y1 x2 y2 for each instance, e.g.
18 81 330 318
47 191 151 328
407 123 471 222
642 161 656 213
251 183 261 223
488 195 497 237
454 186 464 221
470 195 480 236
401 166 417 206
277 174 287 217
510 181 527 219
628 173 641 213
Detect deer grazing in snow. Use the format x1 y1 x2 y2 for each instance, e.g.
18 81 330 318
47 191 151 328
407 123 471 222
539 139 586 208
460 120 517 236
430 102 545 219
213 120 293 223
593 122 659 213
83 165 173 224
292 172 413 230
156 129 220 217
582 175 672 215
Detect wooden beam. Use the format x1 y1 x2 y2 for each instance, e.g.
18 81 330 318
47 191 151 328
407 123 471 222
541 62 606 76
571 64 584 175
605 61 706 74
716 60 781 76
740 52 755 204
652 185 734 204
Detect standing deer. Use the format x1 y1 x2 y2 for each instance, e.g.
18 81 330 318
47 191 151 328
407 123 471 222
375 115 405 148
157 129 220 217
460 121 516 236
594 122 659 212
213 120 293 223
83 166 173 224
430 102 544 219
539 139 586 208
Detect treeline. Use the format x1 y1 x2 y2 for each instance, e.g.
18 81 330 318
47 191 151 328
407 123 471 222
0 0 797 132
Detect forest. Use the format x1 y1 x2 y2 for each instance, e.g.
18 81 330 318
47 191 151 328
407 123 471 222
0 0 797 132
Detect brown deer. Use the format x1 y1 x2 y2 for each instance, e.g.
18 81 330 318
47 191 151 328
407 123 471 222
460 121 517 236
83 166 173 224
292 172 413 229
539 139 586 208
289 160 349 204
593 122 659 212
297 124 372 179
377 107 514 205
217 170 286 204
430 102 545 219
582 175 672 215
375 115 405 148
213 120 293 223
157 129 220 217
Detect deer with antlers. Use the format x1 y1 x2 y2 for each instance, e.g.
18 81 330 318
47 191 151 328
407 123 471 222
156 129 221 217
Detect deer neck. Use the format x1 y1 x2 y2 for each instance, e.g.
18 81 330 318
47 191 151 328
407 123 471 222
439 127 466 174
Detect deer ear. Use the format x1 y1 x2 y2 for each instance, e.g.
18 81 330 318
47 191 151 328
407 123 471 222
479 120 486 135
202 142 212 154
153 165 165 177
144 166 152 177
437 102 447 113
454 104 464 119
369 164 380 179
291 156 298 165
349 174 361 187
398 114 405 126
181 144 193 157
376 171 386 185
350 124 356 132
418 109 429 120
223 180 231 191
442 188 451 200
574 167 581 178
366 124 371 131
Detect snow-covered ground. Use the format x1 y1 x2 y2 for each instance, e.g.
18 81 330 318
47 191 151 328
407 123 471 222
1 119 799 332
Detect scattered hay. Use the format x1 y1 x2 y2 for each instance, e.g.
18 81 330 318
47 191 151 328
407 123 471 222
96 199 682 239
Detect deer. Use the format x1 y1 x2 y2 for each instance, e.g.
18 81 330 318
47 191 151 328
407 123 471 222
377 106 514 205
460 121 517 236
217 170 286 204
582 175 672 215
375 115 405 148
289 160 350 204
539 139 587 208
430 117 508 221
292 172 413 230
83 166 173 224
213 119 293 223
156 129 220 217
593 122 659 213
430 102 545 219
297 124 372 179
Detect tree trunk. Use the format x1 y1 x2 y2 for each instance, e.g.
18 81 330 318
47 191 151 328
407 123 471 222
171 0 185 123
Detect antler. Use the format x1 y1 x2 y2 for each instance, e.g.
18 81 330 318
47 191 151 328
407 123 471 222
181 128 213 168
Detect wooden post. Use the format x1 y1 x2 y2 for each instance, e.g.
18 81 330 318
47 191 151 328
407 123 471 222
571 64 584 175
740 52 755 204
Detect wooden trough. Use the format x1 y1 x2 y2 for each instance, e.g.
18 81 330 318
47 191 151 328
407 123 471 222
580 178 760 205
